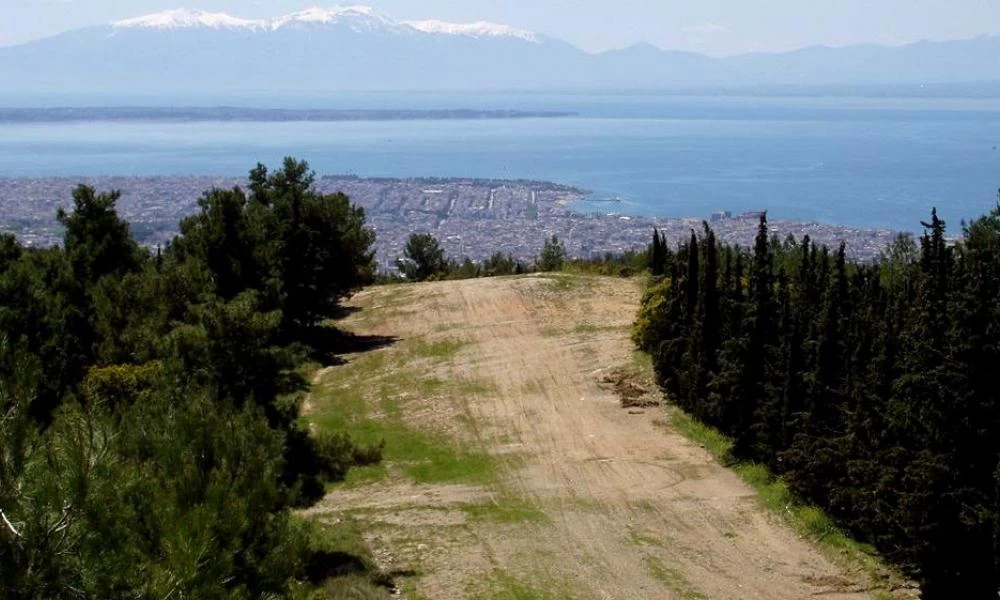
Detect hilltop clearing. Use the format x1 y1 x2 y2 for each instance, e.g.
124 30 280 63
304 274 894 599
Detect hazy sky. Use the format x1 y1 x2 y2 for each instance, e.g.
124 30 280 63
3 0 1000 55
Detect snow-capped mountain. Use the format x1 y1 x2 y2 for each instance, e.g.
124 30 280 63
1 6 998 95
401 20 541 43
268 6 411 34
112 8 265 30
108 6 538 40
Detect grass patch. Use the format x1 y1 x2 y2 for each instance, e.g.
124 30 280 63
661 408 733 464
408 338 470 361
630 350 653 372
338 463 390 488
537 272 580 290
476 569 564 600
293 518 394 600
312 403 496 487
659 404 900 592
310 365 498 487
348 285 414 329
628 526 664 548
460 497 548 524
456 378 496 395
572 321 618 335
645 556 707 600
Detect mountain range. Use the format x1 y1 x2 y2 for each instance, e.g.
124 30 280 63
1 5 999 95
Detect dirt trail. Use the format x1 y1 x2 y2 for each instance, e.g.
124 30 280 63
309 275 883 599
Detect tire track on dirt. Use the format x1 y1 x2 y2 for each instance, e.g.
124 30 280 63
314 275 884 599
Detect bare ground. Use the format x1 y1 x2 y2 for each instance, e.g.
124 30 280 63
306 274 893 599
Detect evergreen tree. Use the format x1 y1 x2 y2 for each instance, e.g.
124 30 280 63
399 232 447 281
649 228 667 277
537 235 567 272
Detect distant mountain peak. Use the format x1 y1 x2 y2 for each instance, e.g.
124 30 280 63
112 8 264 30
269 5 406 33
403 19 541 43
109 6 541 41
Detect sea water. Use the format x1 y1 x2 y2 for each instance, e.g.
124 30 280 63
1 93 999 231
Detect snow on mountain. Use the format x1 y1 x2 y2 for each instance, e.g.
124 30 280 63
110 6 540 41
8 4 997 94
403 19 541 43
112 8 264 30
269 6 408 33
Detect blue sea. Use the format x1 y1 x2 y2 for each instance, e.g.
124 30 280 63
2 92 1000 232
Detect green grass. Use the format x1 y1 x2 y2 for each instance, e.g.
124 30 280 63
459 497 548 524
312 397 496 487
629 350 653 372
408 338 470 361
644 556 707 600
534 272 587 293
292 518 394 600
572 322 600 335
627 526 664 548
309 335 501 488
661 408 734 465
348 285 413 328
476 569 565 600
658 404 899 592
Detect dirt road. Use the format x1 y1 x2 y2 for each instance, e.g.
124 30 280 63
307 274 887 599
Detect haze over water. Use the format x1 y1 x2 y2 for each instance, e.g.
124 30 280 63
2 92 1000 232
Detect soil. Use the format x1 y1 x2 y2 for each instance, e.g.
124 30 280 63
309 274 895 599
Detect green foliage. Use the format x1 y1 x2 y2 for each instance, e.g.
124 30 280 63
82 361 161 407
57 184 142 285
459 498 548 524
482 252 525 277
311 431 384 482
631 277 671 351
634 204 1000 598
649 228 669 277
398 232 447 281
564 249 647 277
535 235 566 272
475 569 567 600
172 157 376 333
0 159 387 596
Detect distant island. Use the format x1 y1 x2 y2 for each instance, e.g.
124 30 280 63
0 107 575 124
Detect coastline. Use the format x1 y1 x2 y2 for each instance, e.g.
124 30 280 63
0 107 575 124
0 175 901 266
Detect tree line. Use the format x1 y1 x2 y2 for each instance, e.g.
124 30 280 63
633 205 1000 599
0 158 383 598
393 232 648 282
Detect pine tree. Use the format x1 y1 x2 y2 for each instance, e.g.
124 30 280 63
650 228 668 277
733 213 775 459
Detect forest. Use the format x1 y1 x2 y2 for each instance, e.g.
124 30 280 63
634 205 1000 599
0 158 383 598
6 150 1000 599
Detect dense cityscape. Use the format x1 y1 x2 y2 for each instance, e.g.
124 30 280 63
0 175 902 269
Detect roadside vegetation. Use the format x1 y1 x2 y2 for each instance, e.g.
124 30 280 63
0 158 390 598
384 231 649 283
633 202 1000 599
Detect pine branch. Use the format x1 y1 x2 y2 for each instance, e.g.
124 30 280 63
0 508 21 538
